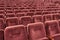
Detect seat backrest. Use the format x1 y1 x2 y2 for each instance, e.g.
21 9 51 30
0 18 5 29
45 20 59 36
52 34 60 40
0 14 4 18
4 25 27 40
33 15 44 22
19 16 33 26
26 12 34 16
0 30 4 40
0 9 4 14
43 14 53 21
6 13 16 17
53 14 60 20
27 22 46 40
6 17 18 26
58 20 60 32
16 13 25 17
35 10 42 15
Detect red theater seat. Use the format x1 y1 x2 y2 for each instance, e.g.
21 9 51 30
0 10 4 14
5 7 13 10
52 34 60 40
19 16 33 26
6 17 18 26
53 14 60 20
16 13 25 17
0 18 5 29
35 12 42 15
27 22 48 40
26 12 34 16
0 7 4 10
0 7 5 14
6 7 13 13
0 14 4 18
0 30 4 40
58 20 60 32
29 9 35 12
43 14 53 21
43 11 50 15
35 10 42 15
45 20 59 36
13 7 20 13
33 15 44 22
5 7 12 10
6 10 14 14
6 13 16 17
13 7 18 11
4 25 27 40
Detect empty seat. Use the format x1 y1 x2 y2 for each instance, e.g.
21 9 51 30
6 17 18 26
52 34 60 40
0 30 4 40
0 14 4 18
43 14 53 21
5 7 13 10
58 20 60 32
6 13 16 17
35 11 42 15
29 9 35 12
6 12 15 14
35 12 42 15
27 22 48 40
5 7 13 13
26 12 34 16
13 7 18 11
45 20 59 37
0 5 5 7
0 10 5 14
19 16 33 26
0 7 4 10
0 18 5 29
33 15 44 22
4 25 27 40
6 10 14 14
16 13 25 17
43 11 50 15
0 10 4 14
13 7 20 13
21 9 28 12
53 14 60 20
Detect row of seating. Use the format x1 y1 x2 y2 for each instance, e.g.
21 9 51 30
0 0 60 40
0 12 60 18
0 20 60 40
0 9 60 14
0 0 59 7
0 7 59 10
0 14 60 30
